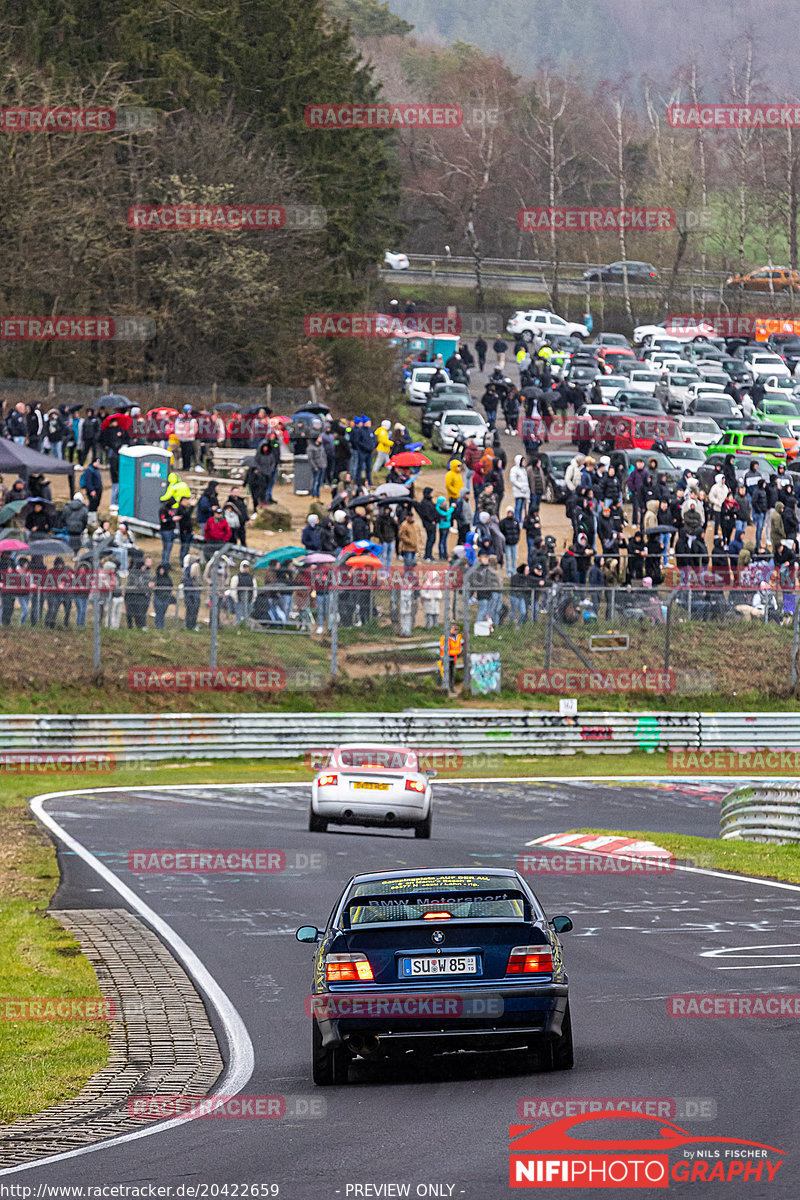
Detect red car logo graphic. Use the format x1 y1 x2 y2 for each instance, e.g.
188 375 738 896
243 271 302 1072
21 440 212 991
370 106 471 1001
510 1112 784 1154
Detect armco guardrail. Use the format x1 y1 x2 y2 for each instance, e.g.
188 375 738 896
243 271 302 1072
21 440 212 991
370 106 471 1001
0 711 699 762
721 784 800 844
699 714 800 749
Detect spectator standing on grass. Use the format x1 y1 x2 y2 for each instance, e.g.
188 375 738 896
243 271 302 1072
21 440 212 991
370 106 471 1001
374 421 393 474
113 522 136 575
435 494 455 561
159 500 177 564
160 472 191 507
7 403 27 444
499 506 520 574
510 454 530 521
79 459 103 525
224 487 249 547
374 505 398 570
752 479 768 552
302 512 322 552
62 492 88 552
152 563 175 629
204 506 231 556
175 405 199 471
308 434 327 498
397 511 421 571
177 499 194 561
25 501 52 538
182 552 203 631
418 487 437 561
421 573 443 628
125 556 152 629
196 482 219 527
230 560 257 626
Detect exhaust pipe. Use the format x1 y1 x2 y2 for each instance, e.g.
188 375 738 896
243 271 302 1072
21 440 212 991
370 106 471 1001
346 1033 381 1057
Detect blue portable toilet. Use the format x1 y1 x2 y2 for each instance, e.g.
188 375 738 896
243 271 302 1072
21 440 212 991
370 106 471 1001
118 446 172 532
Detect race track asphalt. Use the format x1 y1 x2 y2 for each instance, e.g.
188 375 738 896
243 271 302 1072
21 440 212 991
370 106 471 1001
4 778 798 1199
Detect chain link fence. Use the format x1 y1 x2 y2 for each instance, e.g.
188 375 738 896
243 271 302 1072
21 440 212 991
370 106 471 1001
1 554 799 699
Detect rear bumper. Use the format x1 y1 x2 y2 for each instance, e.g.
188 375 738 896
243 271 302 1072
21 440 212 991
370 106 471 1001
313 792 429 828
314 984 568 1051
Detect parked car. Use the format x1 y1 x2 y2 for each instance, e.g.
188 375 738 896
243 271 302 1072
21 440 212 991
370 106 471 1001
613 391 665 414
506 309 589 340
609 448 682 494
537 450 574 503
593 374 629 403
696 452 777 493
583 260 658 283
656 373 697 415
432 409 491 451
590 332 631 347
625 369 663 395
741 349 792 381
664 442 708 476
675 415 724 447
597 412 683 453
406 365 451 406
706 427 787 467
421 388 475 437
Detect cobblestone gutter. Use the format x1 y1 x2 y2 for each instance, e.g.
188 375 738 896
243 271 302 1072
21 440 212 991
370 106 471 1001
0 909 224 1167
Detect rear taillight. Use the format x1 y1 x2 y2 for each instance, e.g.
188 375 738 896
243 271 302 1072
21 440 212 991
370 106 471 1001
318 773 338 787
325 953 374 983
506 945 554 975
422 911 452 920
405 779 425 794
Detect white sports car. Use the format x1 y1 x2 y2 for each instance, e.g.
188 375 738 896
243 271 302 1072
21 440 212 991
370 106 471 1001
310 743 434 838
384 250 410 270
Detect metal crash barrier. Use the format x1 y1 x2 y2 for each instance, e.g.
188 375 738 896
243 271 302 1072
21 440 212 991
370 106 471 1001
721 784 800 844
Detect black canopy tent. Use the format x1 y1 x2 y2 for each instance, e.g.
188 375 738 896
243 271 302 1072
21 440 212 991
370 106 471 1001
0 440 75 492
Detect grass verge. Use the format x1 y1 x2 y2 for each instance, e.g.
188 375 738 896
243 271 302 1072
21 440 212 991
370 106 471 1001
575 827 800 887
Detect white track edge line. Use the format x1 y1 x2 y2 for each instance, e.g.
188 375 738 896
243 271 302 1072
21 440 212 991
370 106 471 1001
0 788 256 1176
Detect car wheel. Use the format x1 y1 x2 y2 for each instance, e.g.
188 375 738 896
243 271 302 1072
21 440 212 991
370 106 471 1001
414 812 432 839
308 805 327 833
312 1019 350 1085
544 481 555 504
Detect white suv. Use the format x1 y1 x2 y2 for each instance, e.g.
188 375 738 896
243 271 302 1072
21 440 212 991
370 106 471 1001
506 310 589 341
406 366 450 405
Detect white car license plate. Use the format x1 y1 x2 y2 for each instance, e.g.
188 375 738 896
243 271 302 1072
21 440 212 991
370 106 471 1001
399 955 478 977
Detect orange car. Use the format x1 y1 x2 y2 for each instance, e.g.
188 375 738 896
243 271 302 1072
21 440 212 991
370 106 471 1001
725 266 800 292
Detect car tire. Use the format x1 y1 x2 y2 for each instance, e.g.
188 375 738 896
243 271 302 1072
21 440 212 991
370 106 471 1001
544 482 555 504
308 805 327 833
312 1019 350 1085
414 812 432 839
548 1002 574 1071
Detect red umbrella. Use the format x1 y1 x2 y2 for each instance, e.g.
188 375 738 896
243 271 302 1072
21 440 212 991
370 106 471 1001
388 451 432 468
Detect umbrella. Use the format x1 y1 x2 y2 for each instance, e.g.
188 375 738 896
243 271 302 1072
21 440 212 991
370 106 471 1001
253 546 306 567
97 394 133 409
0 500 27 525
345 494 380 508
293 403 330 415
21 498 57 516
0 538 29 551
341 540 383 555
647 524 677 535
388 451 431 468
301 553 337 563
405 441 423 452
22 537 73 556
214 401 242 412
374 482 410 499
342 553 381 569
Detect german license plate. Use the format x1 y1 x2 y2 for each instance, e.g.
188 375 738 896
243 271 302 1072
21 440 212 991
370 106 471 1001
352 781 390 791
399 955 478 977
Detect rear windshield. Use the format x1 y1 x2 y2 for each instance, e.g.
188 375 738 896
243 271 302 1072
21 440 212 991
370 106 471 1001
338 747 411 770
346 874 528 924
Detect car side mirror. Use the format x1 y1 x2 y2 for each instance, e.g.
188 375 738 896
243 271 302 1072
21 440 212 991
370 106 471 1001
551 915 573 933
296 925 320 943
